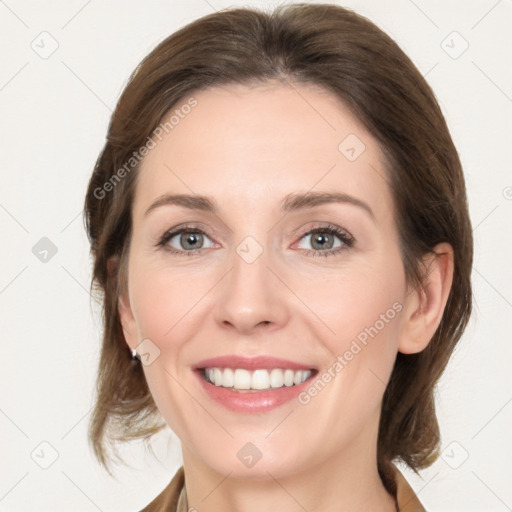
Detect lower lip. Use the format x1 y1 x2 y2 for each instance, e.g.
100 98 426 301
194 370 316 413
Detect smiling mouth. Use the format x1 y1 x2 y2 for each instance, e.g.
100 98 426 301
198 367 318 392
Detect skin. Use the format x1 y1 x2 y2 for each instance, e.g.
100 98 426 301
118 81 454 511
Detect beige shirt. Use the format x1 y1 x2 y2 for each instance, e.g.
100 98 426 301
140 465 426 511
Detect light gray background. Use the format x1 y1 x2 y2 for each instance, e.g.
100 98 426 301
1 1 511 510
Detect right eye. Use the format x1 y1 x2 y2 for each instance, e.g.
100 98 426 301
158 226 216 255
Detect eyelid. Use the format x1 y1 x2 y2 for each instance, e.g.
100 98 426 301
293 222 353 239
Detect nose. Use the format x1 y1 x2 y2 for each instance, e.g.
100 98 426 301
214 241 289 336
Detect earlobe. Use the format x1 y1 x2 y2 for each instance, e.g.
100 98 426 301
398 243 454 354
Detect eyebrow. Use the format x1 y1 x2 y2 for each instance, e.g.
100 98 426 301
144 191 375 221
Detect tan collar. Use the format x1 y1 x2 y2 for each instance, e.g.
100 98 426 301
140 465 425 512
393 466 426 512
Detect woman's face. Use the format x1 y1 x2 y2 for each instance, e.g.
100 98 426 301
119 81 416 478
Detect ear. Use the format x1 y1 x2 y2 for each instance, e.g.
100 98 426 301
118 292 138 352
108 256 138 351
398 242 454 354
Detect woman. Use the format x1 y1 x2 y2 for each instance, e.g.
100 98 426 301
84 4 473 511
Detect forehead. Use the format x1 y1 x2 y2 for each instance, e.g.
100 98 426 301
134 81 393 219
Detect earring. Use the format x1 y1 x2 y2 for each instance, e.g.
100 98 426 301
131 348 139 360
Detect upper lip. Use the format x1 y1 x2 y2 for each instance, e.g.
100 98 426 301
193 355 316 371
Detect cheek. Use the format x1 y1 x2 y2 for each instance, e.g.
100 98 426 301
127 257 218 426
130 261 205 342
128 262 202 438
299 257 406 353
294 267 405 443
298 253 406 419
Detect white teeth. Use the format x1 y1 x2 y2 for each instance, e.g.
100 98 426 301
222 368 234 388
213 368 223 386
251 369 269 390
234 369 251 389
269 368 284 388
283 369 295 387
203 367 314 390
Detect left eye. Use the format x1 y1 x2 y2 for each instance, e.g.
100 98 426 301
296 228 350 251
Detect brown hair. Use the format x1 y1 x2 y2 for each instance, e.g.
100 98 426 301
84 3 473 492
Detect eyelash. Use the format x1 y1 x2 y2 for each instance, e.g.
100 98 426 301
156 222 355 258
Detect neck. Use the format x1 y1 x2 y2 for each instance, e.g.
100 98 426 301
180 419 397 512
